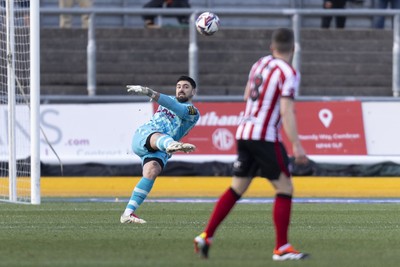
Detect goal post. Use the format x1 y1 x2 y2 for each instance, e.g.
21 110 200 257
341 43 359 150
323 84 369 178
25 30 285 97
0 0 40 204
30 0 41 205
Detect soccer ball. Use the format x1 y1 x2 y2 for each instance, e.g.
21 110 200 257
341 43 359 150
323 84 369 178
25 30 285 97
195 12 220 36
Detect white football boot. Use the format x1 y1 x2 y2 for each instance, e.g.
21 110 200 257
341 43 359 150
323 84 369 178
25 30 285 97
166 141 196 154
120 213 146 224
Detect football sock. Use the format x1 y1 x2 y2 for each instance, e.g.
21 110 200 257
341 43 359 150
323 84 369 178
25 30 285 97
273 193 292 249
124 177 154 215
155 135 175 151
204 187 241 238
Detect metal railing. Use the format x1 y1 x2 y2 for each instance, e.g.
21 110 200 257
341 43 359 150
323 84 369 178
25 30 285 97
40 7 400 97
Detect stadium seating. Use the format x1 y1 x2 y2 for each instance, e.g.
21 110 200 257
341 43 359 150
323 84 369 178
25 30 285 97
40 0 377 29
41 27 393 96
39 0 394 96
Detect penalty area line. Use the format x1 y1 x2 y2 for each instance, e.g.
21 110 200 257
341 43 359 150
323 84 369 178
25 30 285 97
43 197 400 204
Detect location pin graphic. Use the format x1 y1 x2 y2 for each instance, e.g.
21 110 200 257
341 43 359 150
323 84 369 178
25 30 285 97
318 109 333 128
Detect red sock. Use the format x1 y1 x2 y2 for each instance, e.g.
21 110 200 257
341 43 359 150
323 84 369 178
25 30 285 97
204 187 241 238
273 194 292 249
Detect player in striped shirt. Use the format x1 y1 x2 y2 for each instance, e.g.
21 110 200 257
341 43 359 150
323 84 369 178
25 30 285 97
120 76 200 224
194 28 309 261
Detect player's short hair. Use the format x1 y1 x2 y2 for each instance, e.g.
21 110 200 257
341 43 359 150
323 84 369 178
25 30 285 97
271 28 294 53
177 75 196 89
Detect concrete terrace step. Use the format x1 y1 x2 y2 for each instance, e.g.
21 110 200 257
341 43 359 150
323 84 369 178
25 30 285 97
301 39 392 52
301 29 393 40
301 63 391 75
302 86 392 96
41 73 248 87
41 62 252 74
39 28 394 96
42 72 392 95
302 51 392 63
40 84 246 96
42 50 391 65
302 74 391 87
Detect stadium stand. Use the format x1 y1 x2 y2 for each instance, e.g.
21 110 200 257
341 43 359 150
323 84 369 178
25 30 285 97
39 0 394 96
41 0 378 29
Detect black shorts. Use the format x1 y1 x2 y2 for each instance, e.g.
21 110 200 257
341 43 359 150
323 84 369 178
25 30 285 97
232 140 290 180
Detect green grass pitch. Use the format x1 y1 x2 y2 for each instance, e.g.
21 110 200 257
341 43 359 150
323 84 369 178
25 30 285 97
0 201 399 267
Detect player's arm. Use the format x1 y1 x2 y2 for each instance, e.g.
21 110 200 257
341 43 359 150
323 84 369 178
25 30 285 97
126 85 197 118
157 94 198 119
280 97 308 164
127 85 160 101
243 81 251 101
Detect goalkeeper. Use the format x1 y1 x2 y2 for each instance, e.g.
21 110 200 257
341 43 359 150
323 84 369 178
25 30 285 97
120 76 200 224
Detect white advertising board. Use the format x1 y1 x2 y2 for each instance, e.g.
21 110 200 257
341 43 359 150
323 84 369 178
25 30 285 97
0 105 31 160
39 103 152 164
362 102 400 156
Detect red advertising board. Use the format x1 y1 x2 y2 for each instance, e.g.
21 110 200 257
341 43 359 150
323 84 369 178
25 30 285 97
172 101 366 156
283 101 367 155
182 102 246 155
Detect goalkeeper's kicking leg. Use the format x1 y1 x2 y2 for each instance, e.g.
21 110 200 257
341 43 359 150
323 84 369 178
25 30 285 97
120 132 195 224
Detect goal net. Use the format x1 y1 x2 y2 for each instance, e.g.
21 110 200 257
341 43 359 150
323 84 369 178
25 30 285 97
0 0 40 204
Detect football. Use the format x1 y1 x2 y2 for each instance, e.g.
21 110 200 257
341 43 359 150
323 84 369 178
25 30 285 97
195 12 220 36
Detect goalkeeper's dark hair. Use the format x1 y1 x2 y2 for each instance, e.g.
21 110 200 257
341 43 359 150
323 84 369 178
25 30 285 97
177 75 196 89
271 28 294 53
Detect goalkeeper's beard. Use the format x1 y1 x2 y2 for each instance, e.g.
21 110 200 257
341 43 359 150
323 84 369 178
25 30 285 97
177 95 189 103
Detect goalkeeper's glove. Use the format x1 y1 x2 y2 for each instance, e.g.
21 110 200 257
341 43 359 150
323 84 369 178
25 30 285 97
126 85 155 98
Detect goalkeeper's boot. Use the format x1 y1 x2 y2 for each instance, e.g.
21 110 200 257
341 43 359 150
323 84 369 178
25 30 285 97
166 141 196 154
272 244 309 261
120 213 146 224
194 232 212 259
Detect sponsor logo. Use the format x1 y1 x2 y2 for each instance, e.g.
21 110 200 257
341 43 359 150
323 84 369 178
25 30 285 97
187 105 198 115
157 107 176 119
318 109 333 128
197 111 244 126
212 128 235 151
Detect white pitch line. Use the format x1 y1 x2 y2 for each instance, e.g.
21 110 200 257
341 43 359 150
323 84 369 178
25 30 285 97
44 197 400 204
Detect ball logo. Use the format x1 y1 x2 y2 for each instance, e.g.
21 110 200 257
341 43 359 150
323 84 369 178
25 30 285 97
212 128 234 151
318 109 333 128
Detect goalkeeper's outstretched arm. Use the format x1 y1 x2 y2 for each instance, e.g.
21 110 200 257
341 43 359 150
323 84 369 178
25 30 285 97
127 85 160 101
127 85 192 118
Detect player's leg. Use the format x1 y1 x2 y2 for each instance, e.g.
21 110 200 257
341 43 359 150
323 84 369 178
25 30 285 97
194 177 251 258
270 173 308 260
121 157 163 224
78 0 92 29
170 0 190 25
150 132 196 154
321 0 333 28
269 172 293 251
121 132 166 224
153 133 174 150
266 143 308 261
143 0 164 28
333 0 346 29
372 0 388 28
205 176 252 237
59 0 73 28
194 140 254 258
